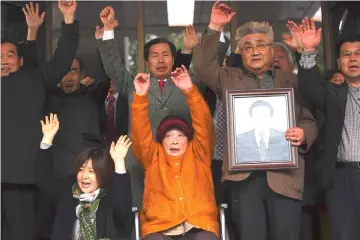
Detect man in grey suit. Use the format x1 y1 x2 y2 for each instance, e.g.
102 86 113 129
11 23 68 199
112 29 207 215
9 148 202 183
96 6 203 210
236 100 289 163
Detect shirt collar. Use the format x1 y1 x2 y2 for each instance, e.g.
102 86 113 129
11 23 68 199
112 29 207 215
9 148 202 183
244 67 275 80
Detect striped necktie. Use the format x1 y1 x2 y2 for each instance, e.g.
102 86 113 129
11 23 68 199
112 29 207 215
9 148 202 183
258 131 267 160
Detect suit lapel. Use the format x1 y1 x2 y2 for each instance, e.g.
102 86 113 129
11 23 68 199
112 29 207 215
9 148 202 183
162 78 176 104
148 76 163 103
336 83 348 114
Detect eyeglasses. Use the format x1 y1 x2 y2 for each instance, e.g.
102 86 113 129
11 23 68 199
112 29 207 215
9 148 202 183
240 43 272 54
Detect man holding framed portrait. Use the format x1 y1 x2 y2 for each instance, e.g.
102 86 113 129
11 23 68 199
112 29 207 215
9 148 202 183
194 2 318 240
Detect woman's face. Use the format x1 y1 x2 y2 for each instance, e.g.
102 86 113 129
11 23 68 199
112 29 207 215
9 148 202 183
162 129 189 157
76 160 99 193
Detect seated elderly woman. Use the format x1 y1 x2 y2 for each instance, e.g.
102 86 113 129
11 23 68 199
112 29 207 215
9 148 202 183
130 65 219 240
36 113 133 240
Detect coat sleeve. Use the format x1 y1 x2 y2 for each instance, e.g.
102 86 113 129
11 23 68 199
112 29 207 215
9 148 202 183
297 54 327 109
37 21 79 88
292 77 318 154
193 32 232 96
130 93 159 169
21 40 39 69
35 147 60 204
185 86 215 167
173 50 192 70
110 172 133 237
97 39 134 98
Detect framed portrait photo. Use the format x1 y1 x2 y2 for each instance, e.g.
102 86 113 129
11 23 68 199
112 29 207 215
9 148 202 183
226 89 298 171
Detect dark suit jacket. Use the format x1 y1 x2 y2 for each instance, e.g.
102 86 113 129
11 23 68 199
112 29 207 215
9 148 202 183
36 147 133 240
236 129 289 163
297 59 349 190
1 22 79 184
194 32 318 200
99 93 129 142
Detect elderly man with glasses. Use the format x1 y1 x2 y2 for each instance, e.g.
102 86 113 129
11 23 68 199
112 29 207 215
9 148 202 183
194 2 317 240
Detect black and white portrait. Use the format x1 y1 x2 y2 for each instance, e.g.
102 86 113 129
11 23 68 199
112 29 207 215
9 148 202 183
234 96 290 163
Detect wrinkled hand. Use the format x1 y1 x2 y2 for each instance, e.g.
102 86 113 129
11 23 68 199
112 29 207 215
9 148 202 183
80 76 94 86
183 25 198 53
299 17 322 52
283 21 303 52
110 135 132 162
133 73 150 96
58 0 77 16
40 113 60 144
171 65 193 92
285 127 305 147
23 2 46 29
100 6 115 30
209 1 236 31
95 20 119 39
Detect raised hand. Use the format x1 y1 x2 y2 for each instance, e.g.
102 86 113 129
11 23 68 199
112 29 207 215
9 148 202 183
299 17 322 52
133 73 150 96
22 2 46 29
100 6 115 30
40 113 60 145
58 0 77 24
209 1 236 31
283 21 303 52
171 65 193 92
94 20 119 39
80 76 94 86
110 135 132 162
183 25 198 53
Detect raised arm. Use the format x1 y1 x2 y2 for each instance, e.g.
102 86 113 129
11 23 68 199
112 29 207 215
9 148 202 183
96 6 133 97
108 136 133 230
21 2 45 68
171 66 215 167
173 25 198 70
130 73 158 169
193 1 235 94
36 0 79 88
35 113 61 204
285 18 326 109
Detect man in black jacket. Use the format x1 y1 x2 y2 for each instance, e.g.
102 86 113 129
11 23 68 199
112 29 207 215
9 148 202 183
296 17 360 240
1 1 79 239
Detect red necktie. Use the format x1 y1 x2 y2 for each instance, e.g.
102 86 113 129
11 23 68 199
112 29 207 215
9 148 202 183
159 80 165 92
106 95 116 144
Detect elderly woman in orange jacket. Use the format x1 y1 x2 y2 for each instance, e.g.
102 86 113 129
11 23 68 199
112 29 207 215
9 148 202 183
130 65 219 240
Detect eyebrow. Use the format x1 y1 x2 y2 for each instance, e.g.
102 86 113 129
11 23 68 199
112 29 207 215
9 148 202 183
151 50 170 55
243 39 267 45
8 50 18 55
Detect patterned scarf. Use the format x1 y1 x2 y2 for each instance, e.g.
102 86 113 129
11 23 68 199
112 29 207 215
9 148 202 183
72 183 108 240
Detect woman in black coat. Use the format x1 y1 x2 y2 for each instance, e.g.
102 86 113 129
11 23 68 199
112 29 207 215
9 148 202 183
36 113 133 240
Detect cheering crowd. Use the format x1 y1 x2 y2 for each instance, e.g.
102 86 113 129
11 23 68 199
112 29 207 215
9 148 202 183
1 1 359 240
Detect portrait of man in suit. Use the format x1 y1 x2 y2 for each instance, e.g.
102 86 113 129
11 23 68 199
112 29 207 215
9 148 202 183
236 99 290 163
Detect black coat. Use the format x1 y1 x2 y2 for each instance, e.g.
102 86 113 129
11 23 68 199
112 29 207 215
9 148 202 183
1 22 79 184
36 147 133 240
44 80 109 178
297 61 348 190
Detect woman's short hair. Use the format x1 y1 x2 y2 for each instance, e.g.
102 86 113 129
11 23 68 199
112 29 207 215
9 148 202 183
74 147 114 188
236 21 274 44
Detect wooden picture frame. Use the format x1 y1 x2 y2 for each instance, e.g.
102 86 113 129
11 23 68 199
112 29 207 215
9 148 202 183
226 89 298 171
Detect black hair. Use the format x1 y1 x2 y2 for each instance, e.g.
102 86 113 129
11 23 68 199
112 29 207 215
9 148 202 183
249 100 274 117
336 34 360 58
144 37 177 61
1 38 23 57
74 147 114 188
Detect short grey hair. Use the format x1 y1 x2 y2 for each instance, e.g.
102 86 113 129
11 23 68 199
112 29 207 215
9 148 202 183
273 42 293 65
236 21 274 44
